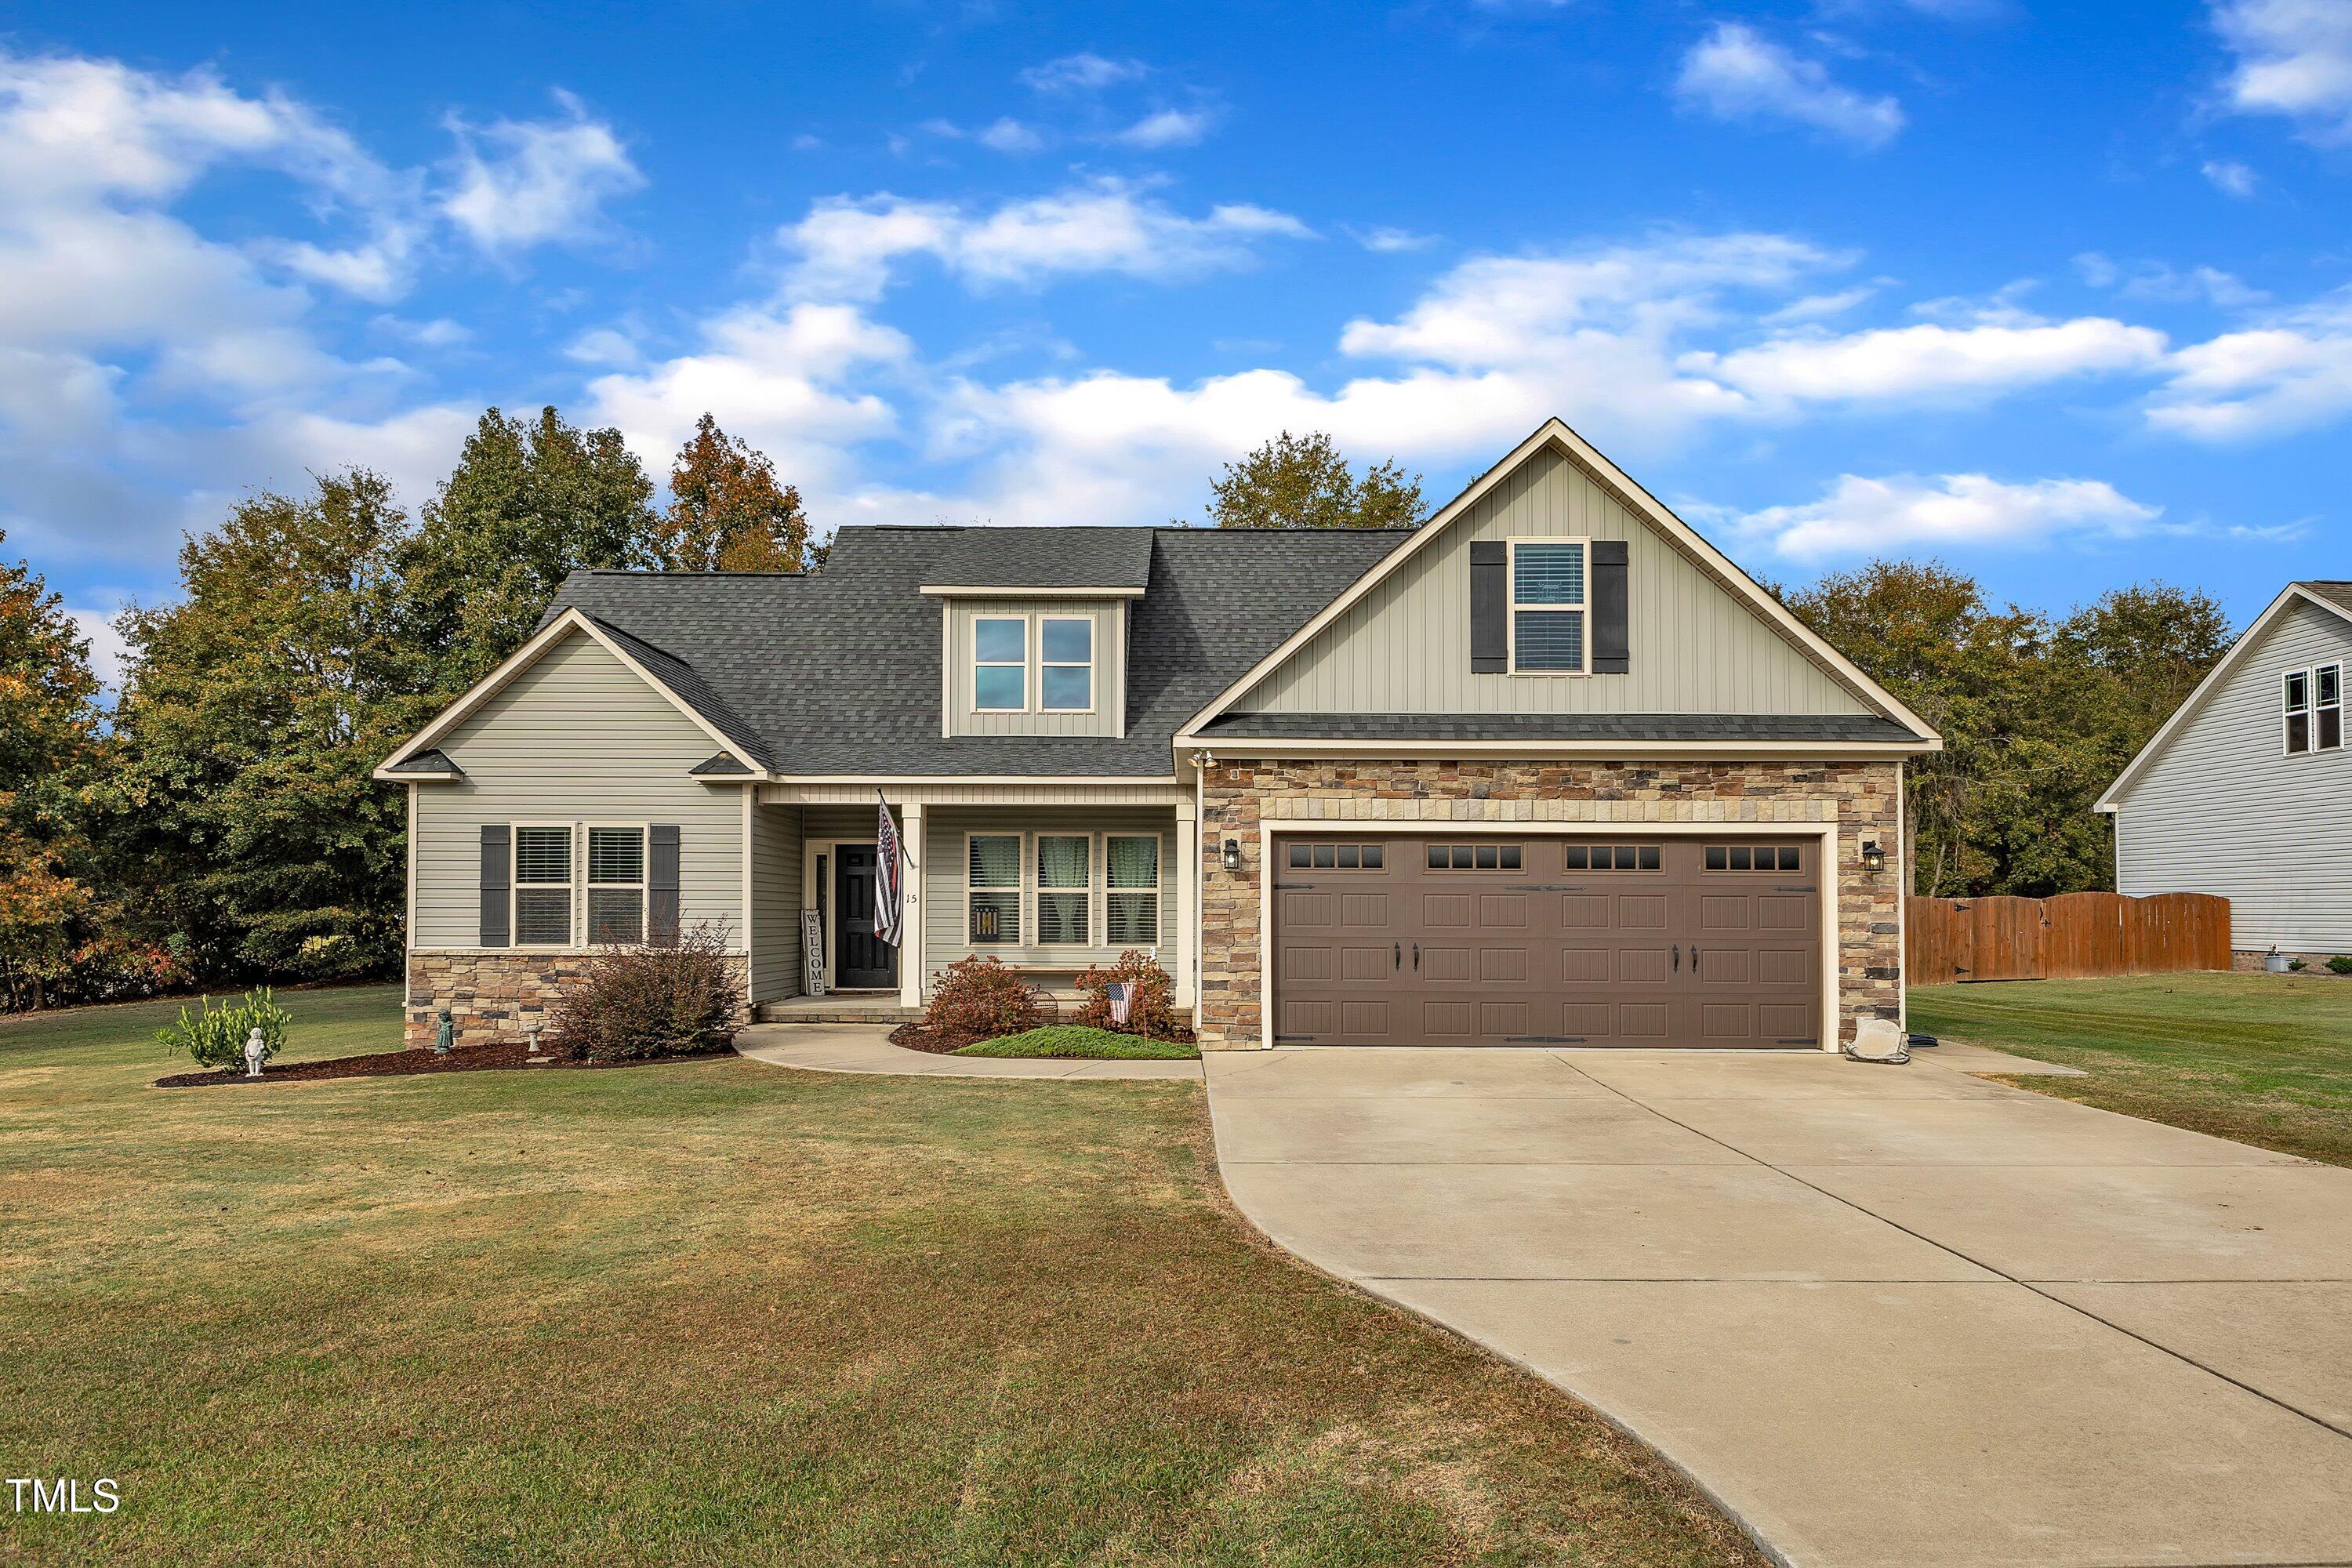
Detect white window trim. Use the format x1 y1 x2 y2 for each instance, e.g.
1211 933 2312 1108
1038 615 1097 714
584 822 650 947
510 822 578 951
964 830 1025 946
2285 663 2343 757
972 615 1029 713
1506 535 1590 677
1105 833 1162 946
1035 833 1094 948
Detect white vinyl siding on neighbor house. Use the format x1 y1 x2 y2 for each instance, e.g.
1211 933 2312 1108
2112 598 2352 953
410 631 746 950
944 597 1124 737
748 801 803 1001
1234 445 1870 716
920 808 1178 990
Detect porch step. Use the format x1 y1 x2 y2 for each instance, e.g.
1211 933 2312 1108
754 1000 921 1025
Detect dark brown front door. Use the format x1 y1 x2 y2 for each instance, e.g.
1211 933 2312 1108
833 845 898 990
1271 835 1819 1047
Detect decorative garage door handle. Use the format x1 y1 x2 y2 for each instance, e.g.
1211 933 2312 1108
1672 944 1680 971
1393 942 1401 971
1693 946 1701 976
1413 943 1421 970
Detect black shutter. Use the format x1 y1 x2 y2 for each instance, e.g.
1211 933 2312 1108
1591 540 1629 674
649 825 681 942
480 826 510 948
1470 541 1507 673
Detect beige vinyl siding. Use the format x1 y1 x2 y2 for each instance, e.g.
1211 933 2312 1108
412 632 746 949
1237 446 1867 716
749 802 803 1000
946 598 1125 737
2113 598 2352 952
920 808 1178 991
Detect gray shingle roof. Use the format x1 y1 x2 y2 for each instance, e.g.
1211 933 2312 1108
384 747 463 776
544 524 1411 776
2296 581 2352 615
1195 713 1926 745
920 526 1156 591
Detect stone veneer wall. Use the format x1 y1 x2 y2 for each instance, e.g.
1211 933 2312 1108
404 952 750 1050
1195 759 1904 1051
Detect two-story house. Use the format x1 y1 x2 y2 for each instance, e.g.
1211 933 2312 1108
2099 581 2352 965
377 419 1940 1051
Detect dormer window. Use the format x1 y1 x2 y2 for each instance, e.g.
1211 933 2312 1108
1040 617 1094 711
975 618 1026 710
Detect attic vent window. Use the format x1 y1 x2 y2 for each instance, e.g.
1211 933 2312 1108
1510 540 1586 673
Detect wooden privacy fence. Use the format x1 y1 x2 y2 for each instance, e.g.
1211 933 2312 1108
1907 891 2230 984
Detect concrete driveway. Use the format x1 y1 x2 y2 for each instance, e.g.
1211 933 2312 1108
1204 1046 2352 1568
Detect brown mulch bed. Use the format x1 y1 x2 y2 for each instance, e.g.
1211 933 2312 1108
155 1040 734 1087
887 1022 979 1054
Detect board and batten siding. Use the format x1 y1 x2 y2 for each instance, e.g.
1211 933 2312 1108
944 597 1125 737
749 802 803 1001
412 631 747 949
1236 447 1868 717
920 809 1178 991
2112 597 2352 952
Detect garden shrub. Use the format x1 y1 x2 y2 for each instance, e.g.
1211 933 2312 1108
920 956 1042 1041
1073 950 1187 1040
2288 958 2309 972
2328 956 2352 976
158 986 292 1073
544 924 740 1062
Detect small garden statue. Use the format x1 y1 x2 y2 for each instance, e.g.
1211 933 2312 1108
434 1008 454 1056
525 1021 544 1058
243 1026 267 1078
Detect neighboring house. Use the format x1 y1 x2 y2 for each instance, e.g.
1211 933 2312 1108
378 419 1939 1051
2098 581 2352 964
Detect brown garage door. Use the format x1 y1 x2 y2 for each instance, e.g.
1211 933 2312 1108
1271 835 1820 1048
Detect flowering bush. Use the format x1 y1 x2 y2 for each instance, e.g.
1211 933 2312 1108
545 924 740 1062
920 956 1043 1041
1072 950 1187 1040
157 986 292 1073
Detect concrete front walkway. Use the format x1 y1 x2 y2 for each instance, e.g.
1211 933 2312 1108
1204 1046 2352 1568
734 1022 1203 1080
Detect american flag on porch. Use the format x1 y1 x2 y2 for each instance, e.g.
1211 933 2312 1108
873 790 904 948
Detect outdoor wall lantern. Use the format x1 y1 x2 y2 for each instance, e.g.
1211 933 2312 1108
1860 840 1886 873
1220 837 1243 873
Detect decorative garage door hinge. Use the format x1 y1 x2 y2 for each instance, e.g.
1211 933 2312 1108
1777 1037 1820 1046
1274 1033 1318 1043
1506 1036 1587 1044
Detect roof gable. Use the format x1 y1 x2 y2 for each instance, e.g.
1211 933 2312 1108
2099 583 2352 811
1181 419 1935 739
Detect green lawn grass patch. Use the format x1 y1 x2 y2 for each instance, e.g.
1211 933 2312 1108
953 1025 1200 1060
1910 971 2352 1167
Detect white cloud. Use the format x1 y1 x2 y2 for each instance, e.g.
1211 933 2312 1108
1019 53 1147 93
1674 22 1905 147
2149 289 2352 439
1347 225 1439 252
374 315 471 349
2212 0 2352 142
2202 158 2259 195
1689 316 2168 405
1722 472 2161 558
564 326 642 367
782 180 1313 301
1109 107 1214 147
67 604 131 691
1762 286 1878 324
440 90 643 252
977 117 1044 153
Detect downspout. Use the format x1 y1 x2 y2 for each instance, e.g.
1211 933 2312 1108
1192 752 1207 1033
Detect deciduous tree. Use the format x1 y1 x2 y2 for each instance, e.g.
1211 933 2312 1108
655 413 810 572
1200 431 1424 530
0 538 104 1007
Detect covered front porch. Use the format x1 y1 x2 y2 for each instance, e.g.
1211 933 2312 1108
745 783 1196 1019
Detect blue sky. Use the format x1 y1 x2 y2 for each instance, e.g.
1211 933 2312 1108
5 1 2349 679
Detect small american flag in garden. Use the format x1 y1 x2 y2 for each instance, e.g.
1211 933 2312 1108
873 790 903 949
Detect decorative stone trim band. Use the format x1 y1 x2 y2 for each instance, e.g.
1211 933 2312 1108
403 951 751 1051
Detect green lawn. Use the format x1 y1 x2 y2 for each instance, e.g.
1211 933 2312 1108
953 1025 1200 1060
1909 971 2352 1167
0 987 1759 1567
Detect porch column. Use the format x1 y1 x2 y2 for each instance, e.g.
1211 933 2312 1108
898 802 925 1009
1174 798 1197 1007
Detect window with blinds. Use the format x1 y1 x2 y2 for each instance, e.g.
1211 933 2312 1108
1510 539 1587 673
514 826 573 946
586 826 646 945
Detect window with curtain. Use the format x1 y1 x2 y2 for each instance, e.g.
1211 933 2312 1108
1040 617 1094 711
1106 834 1159 945
514 826 573 946
1036 834 1090 946
967 833 1021 942
974 618 1026 711
1510 540 1586 673
587 826 646 945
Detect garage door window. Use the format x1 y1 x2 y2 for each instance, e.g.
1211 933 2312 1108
1426 843 1523 870
1566 844 1660 871
1288 842 1385 869
1705 844 1802 872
